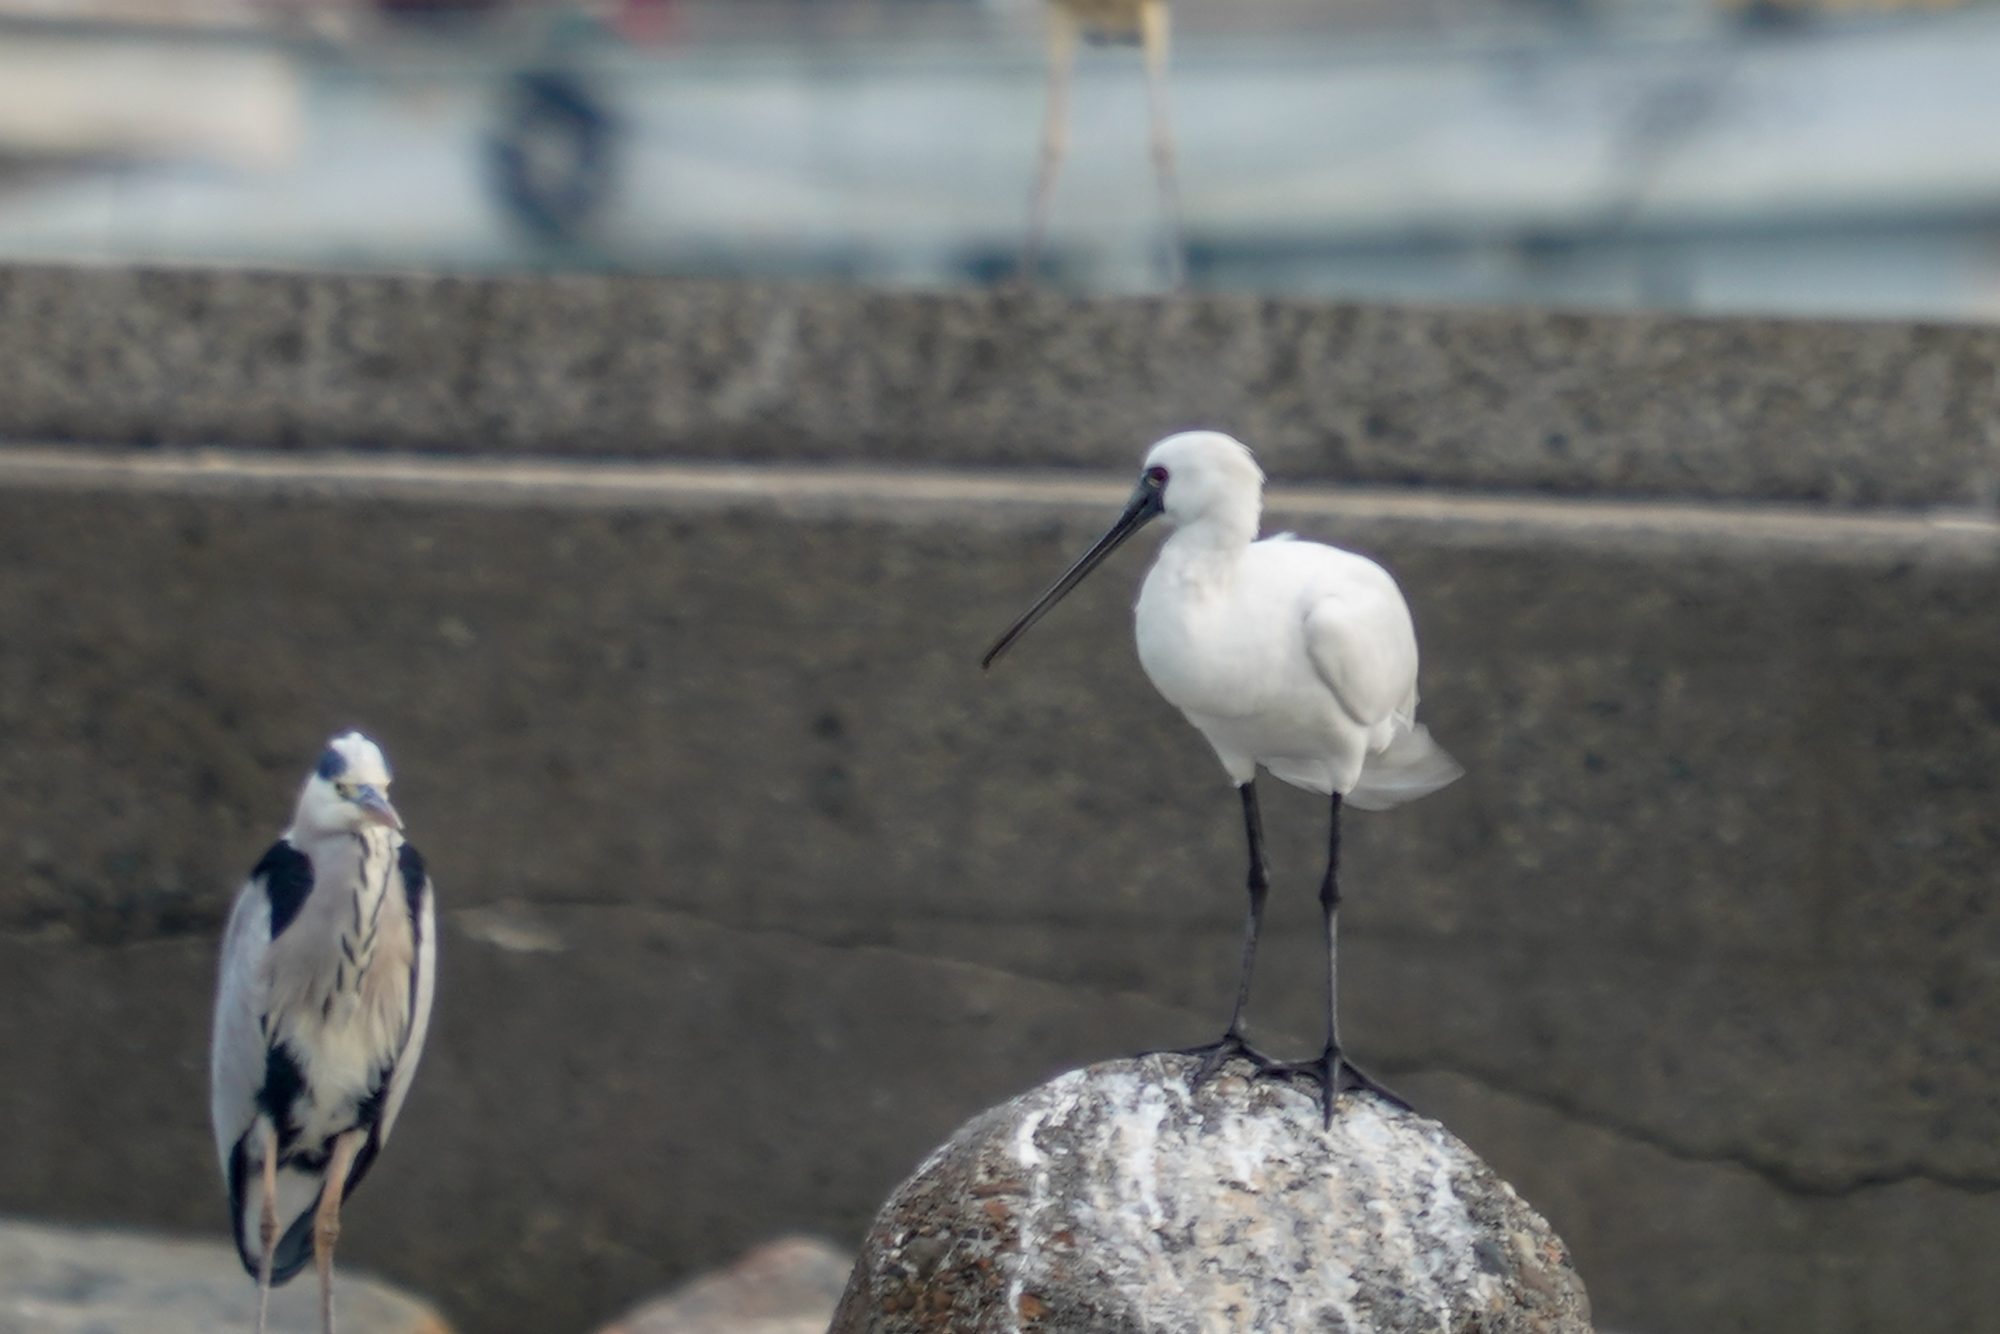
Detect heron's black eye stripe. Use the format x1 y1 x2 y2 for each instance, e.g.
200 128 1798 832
1145 465 1169 485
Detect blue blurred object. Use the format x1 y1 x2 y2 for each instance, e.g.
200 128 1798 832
487 67 620 243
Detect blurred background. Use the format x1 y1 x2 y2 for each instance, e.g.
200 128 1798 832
1 4 1998 1334
6 0 2000 313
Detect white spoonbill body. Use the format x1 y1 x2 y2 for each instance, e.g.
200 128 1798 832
983 430 1460 1124
209 731 436 1334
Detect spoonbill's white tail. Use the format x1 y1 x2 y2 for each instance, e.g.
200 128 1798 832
1346 724 1464 813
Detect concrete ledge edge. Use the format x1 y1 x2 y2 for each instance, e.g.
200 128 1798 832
0 443 1993 564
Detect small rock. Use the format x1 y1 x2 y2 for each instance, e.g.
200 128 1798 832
595 1236 853 1334
0 1215 451 1333
830 1054 1593 1333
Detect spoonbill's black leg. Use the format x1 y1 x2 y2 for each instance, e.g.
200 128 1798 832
1273 792 1409 1125
1178 780 1278 1081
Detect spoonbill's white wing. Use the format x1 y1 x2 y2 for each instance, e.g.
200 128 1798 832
1301 559 1462 810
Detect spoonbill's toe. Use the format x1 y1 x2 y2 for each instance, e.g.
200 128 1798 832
1161 1030 1280 1086
1268 1048 1412 1128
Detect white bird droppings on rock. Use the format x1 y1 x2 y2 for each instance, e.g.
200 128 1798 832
829 1054 1592 1334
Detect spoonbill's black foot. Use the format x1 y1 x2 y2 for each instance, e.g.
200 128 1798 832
1267 1047 1412 1127
1162 1030 1279 1086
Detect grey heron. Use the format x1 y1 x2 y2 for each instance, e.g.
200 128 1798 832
209 731 436 1333
983 432 1461 1124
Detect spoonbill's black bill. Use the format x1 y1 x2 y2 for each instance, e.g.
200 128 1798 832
982 430 1462 1125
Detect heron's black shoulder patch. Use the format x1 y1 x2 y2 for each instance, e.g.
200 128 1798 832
398 842 427 920
253 841 314 939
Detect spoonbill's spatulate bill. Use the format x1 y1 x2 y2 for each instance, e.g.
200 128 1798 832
210 731 436 1334
983 431 1461 1124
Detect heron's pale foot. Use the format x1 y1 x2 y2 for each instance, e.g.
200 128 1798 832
1267 1046 1411 1127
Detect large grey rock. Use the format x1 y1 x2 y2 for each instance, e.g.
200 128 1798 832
0 1216 451 1333
831 1055 1592 1333
594 1236 852 1334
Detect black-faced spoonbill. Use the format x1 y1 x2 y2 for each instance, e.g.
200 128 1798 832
983 431 1460 1124
210 731 436 1334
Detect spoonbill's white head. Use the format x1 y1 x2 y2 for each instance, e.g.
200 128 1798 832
293 731 402 835
1141 430 1265 532
982 430 1265 668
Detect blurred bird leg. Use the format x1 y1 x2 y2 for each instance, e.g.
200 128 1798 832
1022 4 1081 282
1138 0 1185 287
313 1129 364 1334
256 1135 277 1334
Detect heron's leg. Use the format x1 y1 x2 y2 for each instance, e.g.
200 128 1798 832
256 1133 278 1334
312 1129 365 1334
1183 781 1277 1082
1273 793 1409 1125
1137 0 1185 288
1021 5 1079 283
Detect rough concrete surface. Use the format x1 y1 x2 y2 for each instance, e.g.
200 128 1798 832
3 263 1999 505
0 1216 450 1333
831 1055 1591 1334
594 1236 852 1334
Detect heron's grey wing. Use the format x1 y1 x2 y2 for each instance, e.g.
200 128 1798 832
342 842 436 1200
1301 564 1421 731
208 879 272 1182
211 840 331 1278
377 843 436 1144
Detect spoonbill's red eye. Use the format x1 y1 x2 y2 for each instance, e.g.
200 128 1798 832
1145 465 1169 485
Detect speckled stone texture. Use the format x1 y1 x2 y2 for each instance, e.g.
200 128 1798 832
831 1056 1591 1334
0 1216 452 1333
2 263 1998 505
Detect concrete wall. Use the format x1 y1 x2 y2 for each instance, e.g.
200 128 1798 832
0 266 1995 1333
4 263 2000 506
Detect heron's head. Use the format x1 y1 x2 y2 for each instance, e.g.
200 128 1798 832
295 731 401 835
1140 430 1265 531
